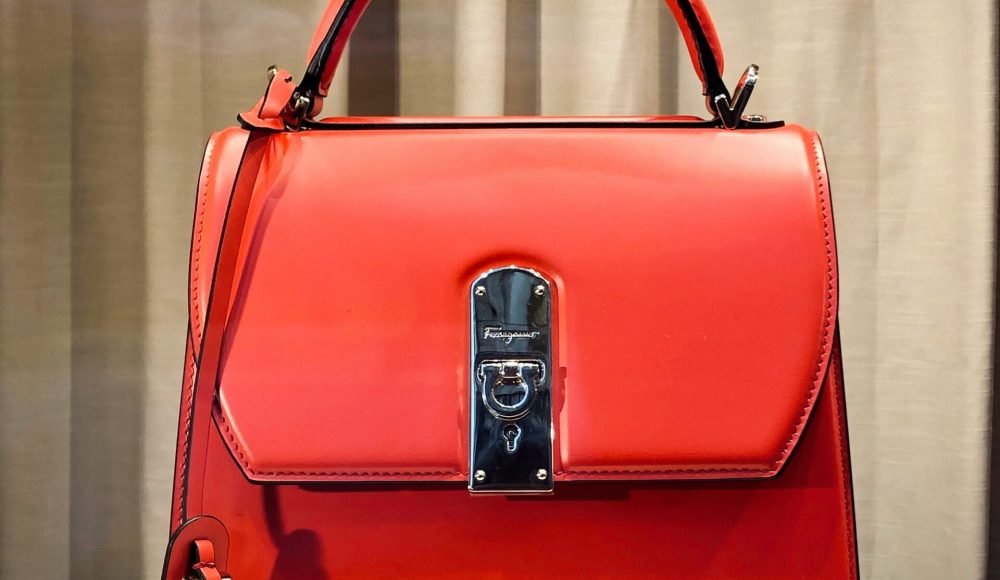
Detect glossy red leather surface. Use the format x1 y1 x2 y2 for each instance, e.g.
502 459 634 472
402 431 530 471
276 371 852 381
192 124 836 483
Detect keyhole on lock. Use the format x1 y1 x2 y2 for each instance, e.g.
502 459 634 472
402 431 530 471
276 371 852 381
502 423 522 454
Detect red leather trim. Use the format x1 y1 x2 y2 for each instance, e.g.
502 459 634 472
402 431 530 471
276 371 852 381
191 540 223 580
305 0 355 98
308 0 367 117
161 516 230 580
192 539 216 567
169 332 196 528
665 0 725 90
237 68 295 131
304 0 726 119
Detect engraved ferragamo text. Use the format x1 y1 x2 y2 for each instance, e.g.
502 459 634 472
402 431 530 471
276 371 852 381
483 326 541 344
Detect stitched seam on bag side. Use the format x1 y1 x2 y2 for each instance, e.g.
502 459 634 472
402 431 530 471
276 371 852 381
191 139 217 346
214 407 459 478
562 133 835 478
830 347 859 577
175 338 197 524
178 140 215 522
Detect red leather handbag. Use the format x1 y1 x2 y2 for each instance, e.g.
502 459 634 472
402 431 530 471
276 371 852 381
163 1 858 578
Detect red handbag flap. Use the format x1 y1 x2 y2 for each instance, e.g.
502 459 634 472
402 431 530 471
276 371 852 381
192 121 837 483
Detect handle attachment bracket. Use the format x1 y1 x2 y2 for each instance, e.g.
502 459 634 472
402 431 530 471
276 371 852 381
712 64 761 129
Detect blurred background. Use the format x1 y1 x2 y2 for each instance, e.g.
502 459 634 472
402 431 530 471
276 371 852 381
0 0 997 578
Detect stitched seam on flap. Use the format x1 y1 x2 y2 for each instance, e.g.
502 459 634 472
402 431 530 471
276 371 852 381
769 134 835 464
558 467 770 476
564 133 836 477
214 407 459 478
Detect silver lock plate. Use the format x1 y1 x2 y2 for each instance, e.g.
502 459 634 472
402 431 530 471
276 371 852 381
469 266 553 493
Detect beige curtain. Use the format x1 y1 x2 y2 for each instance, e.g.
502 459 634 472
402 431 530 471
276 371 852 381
0 1 995 578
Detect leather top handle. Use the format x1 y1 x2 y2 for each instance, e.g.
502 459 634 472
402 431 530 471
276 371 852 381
295 0 730 120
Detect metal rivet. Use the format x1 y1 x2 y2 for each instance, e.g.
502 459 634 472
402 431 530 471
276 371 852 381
474 470 487 482
293 93 312 112
534 285 545 296
267 65 279 80
474 286 487 297
535 469 548 480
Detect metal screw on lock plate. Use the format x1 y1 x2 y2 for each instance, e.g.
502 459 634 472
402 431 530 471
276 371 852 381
534 285 546 296
474 470 487 482
536 469 548 480
475 286 487 297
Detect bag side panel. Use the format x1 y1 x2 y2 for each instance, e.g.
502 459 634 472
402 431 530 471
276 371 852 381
170 128 250 532
168 334 196 531
189 128 250 354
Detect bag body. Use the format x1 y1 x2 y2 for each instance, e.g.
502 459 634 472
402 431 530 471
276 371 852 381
163 1 858 578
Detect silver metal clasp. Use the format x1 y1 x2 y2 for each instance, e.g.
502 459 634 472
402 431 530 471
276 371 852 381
469 267 553 494
265 64 313 131
477 359 545 421
712 64 763 129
